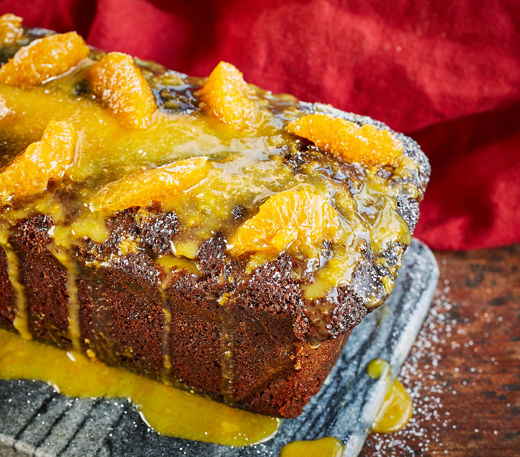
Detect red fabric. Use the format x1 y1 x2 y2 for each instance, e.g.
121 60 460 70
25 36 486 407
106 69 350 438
1 0 519 250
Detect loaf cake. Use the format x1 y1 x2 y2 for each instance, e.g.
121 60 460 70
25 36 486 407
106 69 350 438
0 15 430 418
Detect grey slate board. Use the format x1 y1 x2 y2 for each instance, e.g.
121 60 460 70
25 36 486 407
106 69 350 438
0 238 438 457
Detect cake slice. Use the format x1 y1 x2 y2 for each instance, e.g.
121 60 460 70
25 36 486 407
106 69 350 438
0 15 430 418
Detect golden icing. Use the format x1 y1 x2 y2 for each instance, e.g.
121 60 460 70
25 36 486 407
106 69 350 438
280 437 345 457
366 358 391 380
47 241 81 351
2 246 30 339
0 328 280 446
372 378 413 433
366 358 413 433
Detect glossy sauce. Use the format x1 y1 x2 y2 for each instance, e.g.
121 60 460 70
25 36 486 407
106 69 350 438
280 437 345 457
372 377 412 433
366 358 413 433
0 328 281 446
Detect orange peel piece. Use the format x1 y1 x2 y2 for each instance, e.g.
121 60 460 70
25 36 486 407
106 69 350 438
0 14 23 44
92 157 211 212
197 61 259 130
286 114 403 166
230 189 340 256
0 121 78 204
87 52 157 129
0 32 89 86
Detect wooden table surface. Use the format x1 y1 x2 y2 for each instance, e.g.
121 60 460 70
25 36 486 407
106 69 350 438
360 244 520 457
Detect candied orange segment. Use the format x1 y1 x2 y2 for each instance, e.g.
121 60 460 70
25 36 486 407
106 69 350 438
0 14 23 44
92 157 210 212
0 32 89 86
286 114 403 166
197 61 259 130
0 121 77 204
0 95 9 120
230 189 340 256
87 52 157 129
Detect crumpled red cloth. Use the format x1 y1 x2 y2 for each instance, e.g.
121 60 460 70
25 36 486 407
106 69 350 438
2 0 519 250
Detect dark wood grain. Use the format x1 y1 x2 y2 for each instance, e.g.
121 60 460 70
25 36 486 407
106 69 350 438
361 244 520 457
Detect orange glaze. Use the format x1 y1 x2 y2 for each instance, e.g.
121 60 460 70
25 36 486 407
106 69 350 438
366 358 413 433
280 437 345 457
0 328 281 446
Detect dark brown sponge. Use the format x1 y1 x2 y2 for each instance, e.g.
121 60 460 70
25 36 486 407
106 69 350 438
0 247 14 329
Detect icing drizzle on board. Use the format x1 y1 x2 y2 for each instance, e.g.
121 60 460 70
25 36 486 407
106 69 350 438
280 437 345 456
0 328 281 446
366 358 413 433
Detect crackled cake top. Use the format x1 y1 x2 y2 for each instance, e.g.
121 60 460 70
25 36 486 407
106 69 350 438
0 16 430 341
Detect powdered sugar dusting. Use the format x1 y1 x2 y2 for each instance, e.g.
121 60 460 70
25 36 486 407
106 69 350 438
361 277 457 456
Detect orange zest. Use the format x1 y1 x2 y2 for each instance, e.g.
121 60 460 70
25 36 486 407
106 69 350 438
286 114 403 166
0 14 23 44
0 32 89 85
91 157 211 212
230 189 340 256
87 52 157 129
0 121 78 204
197 61 259 130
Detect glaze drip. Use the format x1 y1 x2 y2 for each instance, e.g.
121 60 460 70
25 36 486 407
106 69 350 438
366 358 413 433
219 293 236 405
1 243 29 339
48 242 81 351
280 437 345 457
0 328 280 446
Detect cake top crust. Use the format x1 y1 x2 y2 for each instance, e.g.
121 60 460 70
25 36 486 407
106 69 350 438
0 15 430 342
